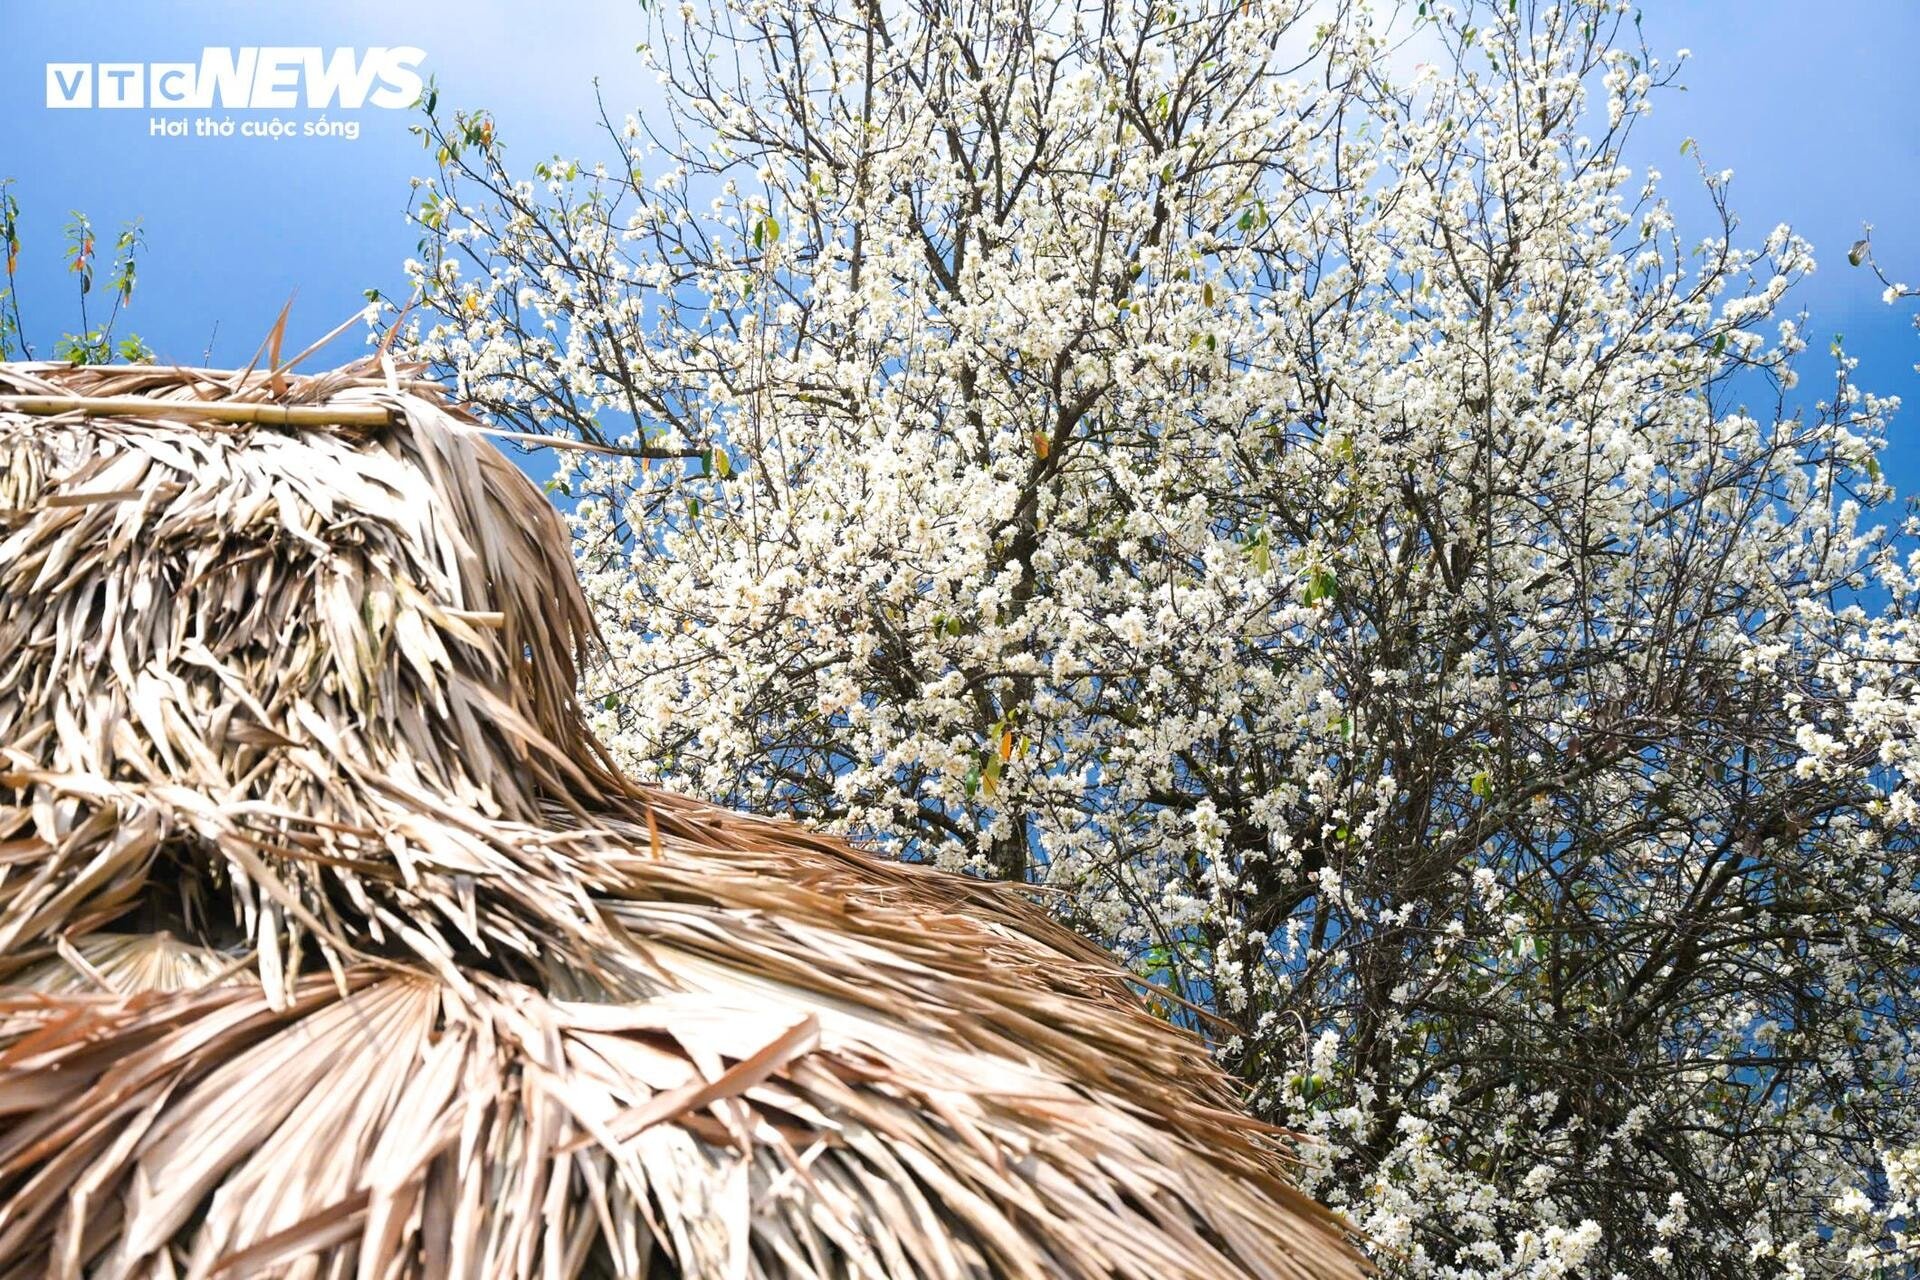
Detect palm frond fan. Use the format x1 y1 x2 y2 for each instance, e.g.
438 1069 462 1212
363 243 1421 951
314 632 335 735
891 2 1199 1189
0 352 1366 1280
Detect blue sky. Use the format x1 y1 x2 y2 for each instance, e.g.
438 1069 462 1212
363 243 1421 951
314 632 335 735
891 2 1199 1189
3 1 1918 485
1 0 664 363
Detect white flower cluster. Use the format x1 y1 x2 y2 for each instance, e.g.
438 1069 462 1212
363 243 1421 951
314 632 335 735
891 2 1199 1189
401 0 1920 1274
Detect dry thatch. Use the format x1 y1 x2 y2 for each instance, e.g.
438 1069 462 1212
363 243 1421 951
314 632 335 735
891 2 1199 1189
0 355 1366 1280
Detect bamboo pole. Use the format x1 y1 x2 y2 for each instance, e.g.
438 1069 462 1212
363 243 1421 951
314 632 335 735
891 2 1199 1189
0 395 395 428
0 391 631 456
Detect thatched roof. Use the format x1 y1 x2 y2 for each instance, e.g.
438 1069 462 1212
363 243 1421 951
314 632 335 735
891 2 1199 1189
0 357 1364 1279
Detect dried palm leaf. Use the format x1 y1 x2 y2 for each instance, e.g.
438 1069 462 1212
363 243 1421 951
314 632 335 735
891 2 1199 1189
0 358 1366 1279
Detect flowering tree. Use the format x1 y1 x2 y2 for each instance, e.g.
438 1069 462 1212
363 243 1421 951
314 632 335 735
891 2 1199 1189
399 0 1920 1273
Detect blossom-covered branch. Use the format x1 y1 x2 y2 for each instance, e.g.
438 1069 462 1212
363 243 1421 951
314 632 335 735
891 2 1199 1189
398 1 1920 1273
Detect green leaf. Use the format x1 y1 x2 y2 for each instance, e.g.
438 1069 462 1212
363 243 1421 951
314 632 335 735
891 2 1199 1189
1246 532 1272 574
1303 567 1338 606
1470 770 1492 799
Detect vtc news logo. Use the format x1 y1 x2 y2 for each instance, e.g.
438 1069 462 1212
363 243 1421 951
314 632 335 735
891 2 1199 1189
46 48 427 110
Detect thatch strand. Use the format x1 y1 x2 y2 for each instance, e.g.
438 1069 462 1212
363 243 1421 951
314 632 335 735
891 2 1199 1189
0 358 1366 1279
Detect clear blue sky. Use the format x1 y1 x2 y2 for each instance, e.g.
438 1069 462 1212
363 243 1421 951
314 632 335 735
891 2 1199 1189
1 0 663 363
4 1 1917 485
